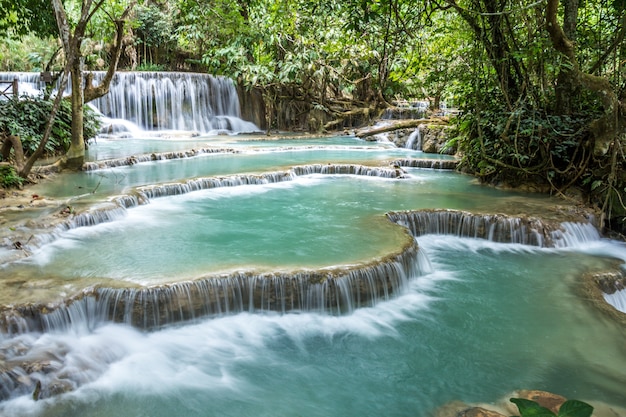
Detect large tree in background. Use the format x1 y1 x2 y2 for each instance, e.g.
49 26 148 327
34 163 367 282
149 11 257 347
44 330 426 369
444 0 625 230
545 0 626 226
51 0 135 170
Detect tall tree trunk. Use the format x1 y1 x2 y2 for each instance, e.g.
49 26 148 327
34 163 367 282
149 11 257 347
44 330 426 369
554 0 580 114
65 59 86 169
49 0 135 172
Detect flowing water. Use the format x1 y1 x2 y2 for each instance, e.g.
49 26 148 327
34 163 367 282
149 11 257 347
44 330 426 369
0 72 259 135
1 74 626 416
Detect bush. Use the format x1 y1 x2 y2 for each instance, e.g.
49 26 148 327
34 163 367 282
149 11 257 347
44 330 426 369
0 164 23 188
0 95 101 159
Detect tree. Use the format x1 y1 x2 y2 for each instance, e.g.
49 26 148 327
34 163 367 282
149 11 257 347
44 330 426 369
51 0 135 170
444 0 626 232
0 0 135 177
0 0 57 38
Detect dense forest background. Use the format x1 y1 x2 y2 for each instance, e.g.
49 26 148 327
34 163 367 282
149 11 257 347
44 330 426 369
0 0 625 233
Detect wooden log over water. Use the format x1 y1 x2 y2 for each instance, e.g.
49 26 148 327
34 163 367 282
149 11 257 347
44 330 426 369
355 118 449 139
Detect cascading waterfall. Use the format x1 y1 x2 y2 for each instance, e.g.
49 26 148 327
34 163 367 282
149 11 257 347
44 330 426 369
381 106 426 120
386 209 600 248
0 237 427 336
82 147 241 170
405 127 422 150
91 72 259 134
604 289 626 313
0 239 428 402
11 163 407 255
2 205 604 337
0 71 260 134
392 158 458 170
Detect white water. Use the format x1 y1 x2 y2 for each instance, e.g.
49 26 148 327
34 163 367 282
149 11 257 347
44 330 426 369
2 71 626 415
0 71 260 135
405 127 422 150
2 236 626 417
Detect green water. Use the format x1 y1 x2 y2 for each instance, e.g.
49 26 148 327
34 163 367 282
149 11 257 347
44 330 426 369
35 144 447 200
1 136 626 417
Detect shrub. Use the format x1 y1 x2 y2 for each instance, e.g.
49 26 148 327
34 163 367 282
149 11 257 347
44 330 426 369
0 95 101 159
0 164 23 188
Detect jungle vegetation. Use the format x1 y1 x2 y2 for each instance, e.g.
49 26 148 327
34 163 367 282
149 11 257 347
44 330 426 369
0 0 624 233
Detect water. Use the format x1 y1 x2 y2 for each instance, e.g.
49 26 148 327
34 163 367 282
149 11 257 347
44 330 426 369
2 92 626 415
0 72 260 135
2 237 625 417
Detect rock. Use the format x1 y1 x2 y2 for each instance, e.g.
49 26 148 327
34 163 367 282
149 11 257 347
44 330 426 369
433 401 507 417
459 407 507 417
591 270 626 294
504 390 567 415
43 379 74 398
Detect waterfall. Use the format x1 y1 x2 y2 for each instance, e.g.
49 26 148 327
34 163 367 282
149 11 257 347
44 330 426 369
0 237 428 334
604 289 626 313
392 158 458 170
405 127 422 150
381 107 426 120
551 221 601 247
0 71 260 134
91 72 259 134
6 164 405 256
386 209 600 248
82 147 241 170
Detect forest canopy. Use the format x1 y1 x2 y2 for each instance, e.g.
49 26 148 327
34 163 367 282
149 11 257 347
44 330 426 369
0 0 625 233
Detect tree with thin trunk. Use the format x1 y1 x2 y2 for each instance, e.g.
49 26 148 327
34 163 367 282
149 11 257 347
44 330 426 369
50 0 135 171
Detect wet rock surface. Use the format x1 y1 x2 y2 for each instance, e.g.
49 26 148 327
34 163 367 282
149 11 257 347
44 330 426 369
435 390 626 417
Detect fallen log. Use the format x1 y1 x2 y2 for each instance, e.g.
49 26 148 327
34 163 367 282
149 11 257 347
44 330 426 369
355 118 449 139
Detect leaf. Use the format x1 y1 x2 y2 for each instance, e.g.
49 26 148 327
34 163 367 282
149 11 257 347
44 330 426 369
557 400 593 417
510 398 556 417
591 180 603 191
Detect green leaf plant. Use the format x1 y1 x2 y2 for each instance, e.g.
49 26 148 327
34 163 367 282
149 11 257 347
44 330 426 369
510 397 594 417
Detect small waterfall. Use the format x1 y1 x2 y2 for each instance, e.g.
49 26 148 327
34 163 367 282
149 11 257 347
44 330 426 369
291 164 405 178
590 268 626 315
550 221 601 247
386 209 600 248
0 239 430 401
604 289 626 313
9 164 405 255
381 107 426 120
392 158 458 170
83 147 241 171
405 127 422 150
91 72 259 134
0 71 260 134
0 72 42 97
0 237 427 334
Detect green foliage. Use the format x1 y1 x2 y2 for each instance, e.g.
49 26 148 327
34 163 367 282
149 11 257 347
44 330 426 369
136 63 166 72
454 103 598 188
0 164 23 188
510 397 593 417
0 0 56 38
133 3 176 68
0 96 101 158
0 35 59 71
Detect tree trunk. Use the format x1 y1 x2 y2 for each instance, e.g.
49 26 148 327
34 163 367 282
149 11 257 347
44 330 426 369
354 118 447 139
2 135 25 172
554 0 580 114
64 60 86 169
